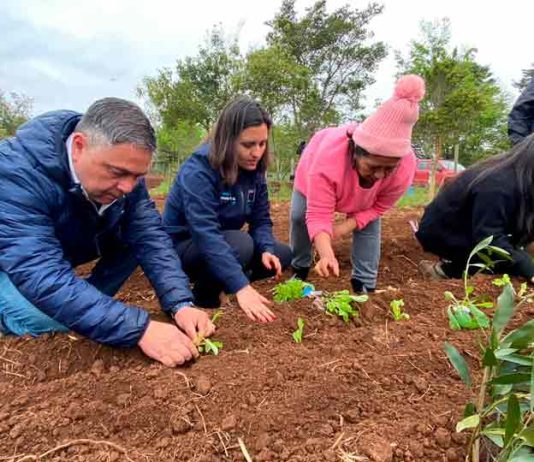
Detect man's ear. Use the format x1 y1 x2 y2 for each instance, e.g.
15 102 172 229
71 132 88 163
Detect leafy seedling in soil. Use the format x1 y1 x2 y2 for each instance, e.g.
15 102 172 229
323 290 368 324
444 280 534 461
445 236 510 331
292 318 305 343
194 310 224 356
390 298 409 321
273 278 315 303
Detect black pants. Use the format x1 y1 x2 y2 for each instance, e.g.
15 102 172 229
175 230 292 307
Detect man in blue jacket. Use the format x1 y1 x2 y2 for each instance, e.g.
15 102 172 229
0 97 214 367
509 76 534 145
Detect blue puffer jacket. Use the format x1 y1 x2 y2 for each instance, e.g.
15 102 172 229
0 111 193 347
162 143 275 294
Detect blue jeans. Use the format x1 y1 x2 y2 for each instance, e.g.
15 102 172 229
0 245 137 337
289 189 381 288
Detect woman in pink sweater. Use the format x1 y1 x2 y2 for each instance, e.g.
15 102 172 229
291 75 425 292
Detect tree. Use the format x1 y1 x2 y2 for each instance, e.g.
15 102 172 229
513 63 534 92
397 19 509 196
262 0 386 135
0 91 32 139
138 24 243 131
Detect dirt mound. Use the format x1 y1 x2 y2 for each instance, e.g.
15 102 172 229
1 203 527 461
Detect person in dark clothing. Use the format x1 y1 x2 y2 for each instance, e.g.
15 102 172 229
416 135 534 282
0 98 215 367
509 76 534 145
163 96 292 323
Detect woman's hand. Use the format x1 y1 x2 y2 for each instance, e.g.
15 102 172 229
261 252 282 278
236 284 276 323
314 255 340 278
332 218 357 240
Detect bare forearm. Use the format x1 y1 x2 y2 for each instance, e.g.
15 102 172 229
314 232 335 259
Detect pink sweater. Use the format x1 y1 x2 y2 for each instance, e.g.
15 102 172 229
294 124 416 240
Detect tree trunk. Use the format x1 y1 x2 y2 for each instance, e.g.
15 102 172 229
453 144 460 172
428 135 442 200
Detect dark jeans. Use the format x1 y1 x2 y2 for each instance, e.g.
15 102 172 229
175 230 292 307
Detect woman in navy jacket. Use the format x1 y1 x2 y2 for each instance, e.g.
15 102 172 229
163 96 292 323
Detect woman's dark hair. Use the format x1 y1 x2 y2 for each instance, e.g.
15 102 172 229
347 130 369 169
445 134 534 243
208 96 272 185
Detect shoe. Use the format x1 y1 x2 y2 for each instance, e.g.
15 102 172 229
291 266 310 281
419 260 448 279
351 278 375 294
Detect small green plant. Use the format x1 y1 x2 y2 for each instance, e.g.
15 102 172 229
324 290 368 324
273 279 314 303
198 338 224 356
445 236 510 331
292 318 305 343
390 299 410 321
194 310 224 356
445 281 534 461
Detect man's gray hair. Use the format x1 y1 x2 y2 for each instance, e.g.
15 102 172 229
76 97 156 152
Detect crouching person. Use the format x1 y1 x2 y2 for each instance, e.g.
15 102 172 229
417 135 534 283
163 96 292 323
290 75 424 293
0 98 215 367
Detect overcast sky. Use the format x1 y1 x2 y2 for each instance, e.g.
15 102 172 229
1 0 532 117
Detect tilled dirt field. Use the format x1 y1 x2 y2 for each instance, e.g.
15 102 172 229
1 202 532 462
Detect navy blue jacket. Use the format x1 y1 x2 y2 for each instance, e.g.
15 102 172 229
0 111 193 347
162 144 275 294
509 77 534 145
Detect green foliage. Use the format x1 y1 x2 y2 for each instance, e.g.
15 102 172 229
445 281 534 461
513 63 534 92
198 338 223 356
273 279 314 303
397 19 510 180
396 187 429 208
0 90 32 139
390 299 410 321
445 236 510 331
324 290 368 324
292 318 305 343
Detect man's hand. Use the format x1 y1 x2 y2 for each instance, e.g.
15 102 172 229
261 252 282 278
314 255 340 278
174 306 216 341
332 218 357 240
236 284 276 323
138 320 199 367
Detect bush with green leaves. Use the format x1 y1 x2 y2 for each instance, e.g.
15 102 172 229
445 280 534 461
323 290 368 324
446 236 510 331
273 279 314 303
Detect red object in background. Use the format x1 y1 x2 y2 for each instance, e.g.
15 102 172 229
412 159 465 187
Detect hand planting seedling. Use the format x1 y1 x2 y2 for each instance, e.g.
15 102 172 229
194 310 224 356
273 278 315 303
389 298 409 321
292 318 305 343
444 281 534 461
445 236 509 331
323 290 368 324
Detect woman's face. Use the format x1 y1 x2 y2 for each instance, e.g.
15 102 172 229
354 152 401 187
235 123 269 171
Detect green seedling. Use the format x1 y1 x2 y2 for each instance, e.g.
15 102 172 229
292 318 305 343
324 290 368 324
390 298 409 321
194 310 224 356
445 236 510 331
198 338 224 356
273 278 314 303
444 280 534 461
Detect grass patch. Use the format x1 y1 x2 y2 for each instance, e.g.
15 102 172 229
396 187 429 208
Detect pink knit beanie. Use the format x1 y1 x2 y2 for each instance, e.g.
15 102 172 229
352 74 425 157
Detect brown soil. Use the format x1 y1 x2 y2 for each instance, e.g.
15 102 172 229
1 202 532 461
